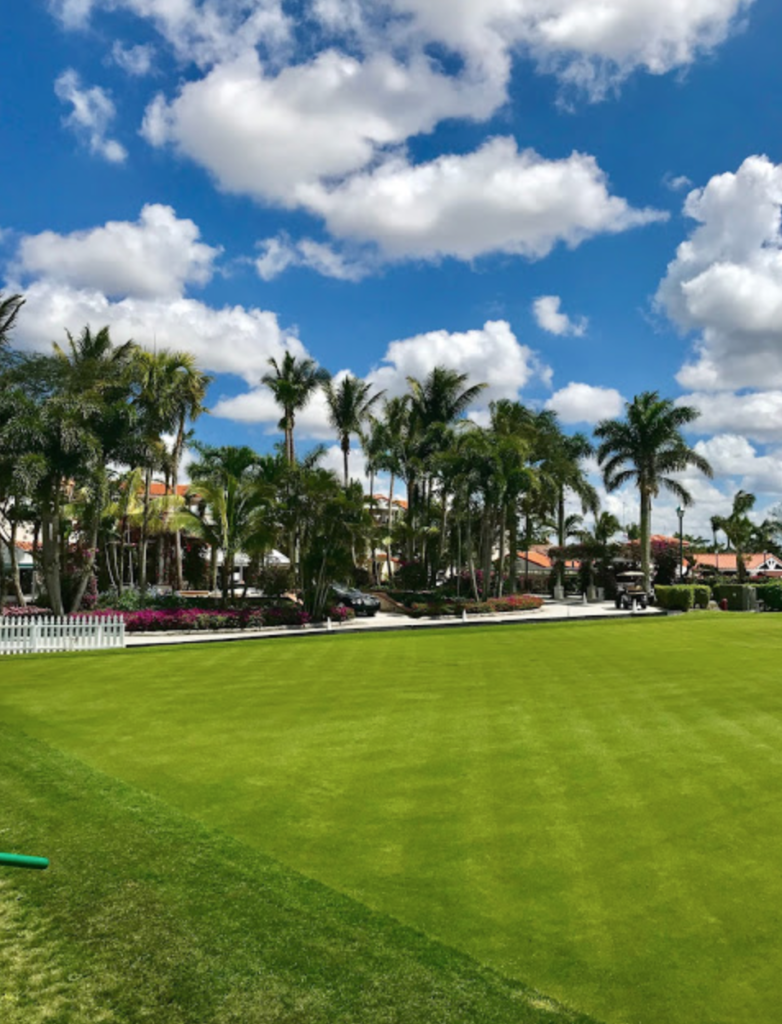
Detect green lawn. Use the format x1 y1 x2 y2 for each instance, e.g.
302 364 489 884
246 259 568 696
2 617 782 1024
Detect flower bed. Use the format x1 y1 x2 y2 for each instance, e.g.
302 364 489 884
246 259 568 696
1 605 53 618
407 595 544 618
81 606 310 633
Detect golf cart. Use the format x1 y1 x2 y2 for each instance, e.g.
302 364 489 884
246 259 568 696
615 571 649 611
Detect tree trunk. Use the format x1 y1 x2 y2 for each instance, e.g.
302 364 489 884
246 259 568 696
386 473 395 580
70 515 100 613
41 499 64 616
139 464 153 591
557 488 566 590
342 435 350 488
508 509 519 594
466 512 479 602
481 509 493 601
8 519 27 606
172 422 186 592
524 511 531 592
32 521 41 600
438 489 449 584
210 544 218 592
497 507 506 598
640 485 652 592
405 477 415 562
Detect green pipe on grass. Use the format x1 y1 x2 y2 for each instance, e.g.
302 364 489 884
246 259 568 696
0 851 49 870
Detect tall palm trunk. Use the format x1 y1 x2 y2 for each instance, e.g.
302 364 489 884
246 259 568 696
173 416 186 592
508 508 519 594
8 519 26 606
41 486 64 616
497 508 506 597
466 510 479 602
557 488 566 590
481 508 493 601
70 516 100 613
386 473 395 580
640 484 652 591
139 464 153 591
342 435 350 488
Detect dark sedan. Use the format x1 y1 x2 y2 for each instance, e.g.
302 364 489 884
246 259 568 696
330 585 381 617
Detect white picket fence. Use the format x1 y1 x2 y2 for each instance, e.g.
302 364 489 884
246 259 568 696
0 615 126 655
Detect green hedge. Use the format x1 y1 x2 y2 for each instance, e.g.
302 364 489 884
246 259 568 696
756 583 782 611
712 584 756 611
655 585 711 611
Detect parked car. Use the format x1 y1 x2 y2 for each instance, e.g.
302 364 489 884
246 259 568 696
330 584 381 617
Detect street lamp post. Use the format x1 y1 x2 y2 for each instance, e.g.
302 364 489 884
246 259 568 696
676 506 684 581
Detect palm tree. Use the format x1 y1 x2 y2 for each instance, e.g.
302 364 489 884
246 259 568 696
166 356 212 590
489 400 537 595
714 491 757 583
576 511 622 593
261 352 331 465
595 392 713 591
404 367 487 562
0 325 137 613
184 445 269 604
132 349 210 590
324 375 384 486
0 293 24 350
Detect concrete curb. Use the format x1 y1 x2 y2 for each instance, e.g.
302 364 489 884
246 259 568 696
126 606 667 648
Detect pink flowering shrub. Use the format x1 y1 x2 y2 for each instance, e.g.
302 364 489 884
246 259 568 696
1 605 52 618
326 605 355 623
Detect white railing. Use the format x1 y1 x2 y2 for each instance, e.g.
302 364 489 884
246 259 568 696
0 615 126 655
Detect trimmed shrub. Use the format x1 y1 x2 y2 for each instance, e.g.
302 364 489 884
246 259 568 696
693 585 712 610
654 586 711 612
712 584 757 612
756 583 782 611
654 586 695 612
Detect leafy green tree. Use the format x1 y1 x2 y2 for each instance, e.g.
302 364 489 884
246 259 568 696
596 392 712 591
262 352 331 465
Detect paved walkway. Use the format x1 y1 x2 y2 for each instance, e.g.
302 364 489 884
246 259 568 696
126 599 665 647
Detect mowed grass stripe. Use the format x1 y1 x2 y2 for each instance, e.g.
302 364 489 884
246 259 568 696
3 617 782 1022
0 725 598 1024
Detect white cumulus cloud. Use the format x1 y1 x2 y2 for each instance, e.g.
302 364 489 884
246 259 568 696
8 278 303 385
142 49 503 204
16 205 220 300
54 69 127 163
679 390 782 444
366 319 549 401
302 138 666 262
533 295 587 336
694 434 782 496
52 0 291 67
315 0 754 97
546 382 624 423
110 41 156 76
657 155 782 392
256 236 369 281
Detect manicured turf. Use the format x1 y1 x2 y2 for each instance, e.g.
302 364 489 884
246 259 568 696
0 727 590 1024
3 617 782 1024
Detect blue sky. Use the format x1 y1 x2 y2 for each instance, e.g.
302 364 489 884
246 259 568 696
3 1 782 535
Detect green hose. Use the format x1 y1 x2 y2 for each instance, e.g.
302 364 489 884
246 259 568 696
0 852 49 870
